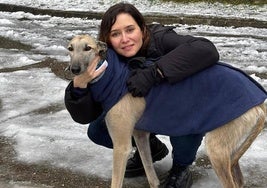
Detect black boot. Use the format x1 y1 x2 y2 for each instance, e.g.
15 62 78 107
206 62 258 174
165 164 193 188
125 134 169 178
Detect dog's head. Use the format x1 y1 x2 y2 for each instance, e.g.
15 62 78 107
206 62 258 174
67 35 107 75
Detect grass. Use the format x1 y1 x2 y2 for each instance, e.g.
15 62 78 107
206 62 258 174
161 0 266 5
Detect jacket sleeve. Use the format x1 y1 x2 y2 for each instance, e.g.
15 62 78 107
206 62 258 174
156 29 220 83
64 81 103 124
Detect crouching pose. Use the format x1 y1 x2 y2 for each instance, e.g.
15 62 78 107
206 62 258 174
65 3 267 188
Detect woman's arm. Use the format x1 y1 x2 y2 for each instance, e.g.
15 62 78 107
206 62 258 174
64 81 103 124
64 56 106 124
126 26 219 97
156 30 220 83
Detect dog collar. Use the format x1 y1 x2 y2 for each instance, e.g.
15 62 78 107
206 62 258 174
90 59 108 84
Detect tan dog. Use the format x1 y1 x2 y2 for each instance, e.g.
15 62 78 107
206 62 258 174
67 35 267 188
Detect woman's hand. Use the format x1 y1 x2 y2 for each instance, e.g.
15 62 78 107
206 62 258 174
127 64 164 97
73 56 107 88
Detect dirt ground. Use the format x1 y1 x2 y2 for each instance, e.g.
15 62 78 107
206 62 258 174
0 136 113 188
1 35 267 188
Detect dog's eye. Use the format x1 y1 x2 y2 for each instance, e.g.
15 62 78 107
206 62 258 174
84 45 92 51
68 46 73 51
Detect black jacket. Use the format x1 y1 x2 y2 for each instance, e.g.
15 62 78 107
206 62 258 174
64 24 219 124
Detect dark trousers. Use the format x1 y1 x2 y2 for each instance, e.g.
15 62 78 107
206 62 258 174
87 113 203 166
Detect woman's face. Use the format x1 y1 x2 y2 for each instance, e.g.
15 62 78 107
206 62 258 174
109 13 144 57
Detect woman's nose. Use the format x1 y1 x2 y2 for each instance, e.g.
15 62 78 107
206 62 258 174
121 32 129 43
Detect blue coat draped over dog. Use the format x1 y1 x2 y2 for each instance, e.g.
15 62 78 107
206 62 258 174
90 49 267 136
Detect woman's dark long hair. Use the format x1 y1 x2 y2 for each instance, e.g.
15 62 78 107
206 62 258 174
98 3 150 55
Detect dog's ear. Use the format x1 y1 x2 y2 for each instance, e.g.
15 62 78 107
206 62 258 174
97 41 107 59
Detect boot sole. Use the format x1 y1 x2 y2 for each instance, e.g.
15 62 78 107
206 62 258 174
183 171 193 188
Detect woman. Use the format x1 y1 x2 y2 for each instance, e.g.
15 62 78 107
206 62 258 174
65 2 219 187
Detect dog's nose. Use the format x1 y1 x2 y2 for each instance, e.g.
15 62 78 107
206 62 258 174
71 65 81 75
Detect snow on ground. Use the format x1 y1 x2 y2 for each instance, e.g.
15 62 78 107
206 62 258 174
0 0 267 187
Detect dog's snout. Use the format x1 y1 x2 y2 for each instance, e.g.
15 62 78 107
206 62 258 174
71 65 82 75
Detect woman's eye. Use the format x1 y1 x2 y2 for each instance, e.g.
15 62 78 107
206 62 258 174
110 32 120 38
84 45 92 51
126 28 134 33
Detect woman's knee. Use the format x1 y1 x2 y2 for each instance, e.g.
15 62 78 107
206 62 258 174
87 121 99 142
87 113 106 140
87 116 113 148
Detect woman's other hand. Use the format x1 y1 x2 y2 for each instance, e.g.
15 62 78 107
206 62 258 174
73 56 107 88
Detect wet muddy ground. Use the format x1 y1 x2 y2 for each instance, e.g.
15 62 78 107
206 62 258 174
0 136 112 188
1 30 267 188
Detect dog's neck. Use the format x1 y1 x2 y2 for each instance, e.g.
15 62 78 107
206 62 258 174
90 59 108 84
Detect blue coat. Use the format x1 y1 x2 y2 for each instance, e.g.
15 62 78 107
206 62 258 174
90 49 267 136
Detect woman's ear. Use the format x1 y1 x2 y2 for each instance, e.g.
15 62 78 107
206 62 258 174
142 26 147 40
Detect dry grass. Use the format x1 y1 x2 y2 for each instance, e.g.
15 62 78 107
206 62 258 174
161 0 265 5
